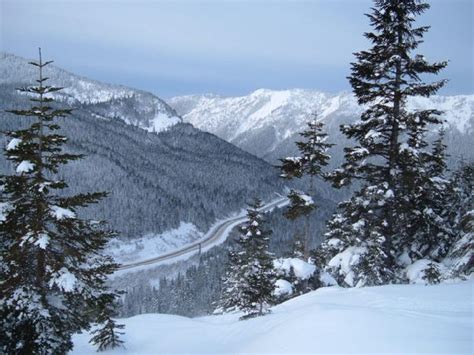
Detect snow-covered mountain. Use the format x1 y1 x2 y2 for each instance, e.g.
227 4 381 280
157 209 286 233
170 89 474 164
0 54 284 240
0 52 181 133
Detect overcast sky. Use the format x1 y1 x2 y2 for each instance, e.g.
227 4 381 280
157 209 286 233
1 0 472 97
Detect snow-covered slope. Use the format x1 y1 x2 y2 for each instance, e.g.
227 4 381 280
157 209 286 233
0 52 181 132
72 280 472 354
170 89 474 163
1 55 285 239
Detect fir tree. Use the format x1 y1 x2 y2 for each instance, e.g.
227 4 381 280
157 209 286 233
443 162 473 278
422 262 441 284
291 228 305 259
216 249 243 314
279 118 332 259
90 292 125 351
319 0 449 286
405 129 452 261
0 49 123 354
218 199 275 319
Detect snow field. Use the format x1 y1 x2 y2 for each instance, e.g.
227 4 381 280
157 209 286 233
72 280 472 354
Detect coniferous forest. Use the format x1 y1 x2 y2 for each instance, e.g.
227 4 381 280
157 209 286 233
0 0 472 353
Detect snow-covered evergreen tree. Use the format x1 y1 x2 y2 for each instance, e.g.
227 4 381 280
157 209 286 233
318 0 450 286
443 162 473 278
279 118 332 259
0 49 123 353
291 229 305 259
403 129 452 262
218 199 275 319
90 292 125 351
216 249 243 314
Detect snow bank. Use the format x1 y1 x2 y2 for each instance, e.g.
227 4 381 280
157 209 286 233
72 280 472 354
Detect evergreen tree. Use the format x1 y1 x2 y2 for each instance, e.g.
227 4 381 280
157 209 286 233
443 162 473 278
291 229 305 259
279 118 332 259
0 49 123 353
90 293 125 351
404 129 452 261
319 0 449 286
218 199 275 319
421 262 441 284
216 249 243 314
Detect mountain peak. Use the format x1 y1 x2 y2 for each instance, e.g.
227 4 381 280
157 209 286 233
169 89 474 164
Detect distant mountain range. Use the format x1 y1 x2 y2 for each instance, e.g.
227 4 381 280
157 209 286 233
0 53 284 239
170 88 474 166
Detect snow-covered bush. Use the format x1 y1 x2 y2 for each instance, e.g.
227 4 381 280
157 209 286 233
273 258 317 301
273 279 294 300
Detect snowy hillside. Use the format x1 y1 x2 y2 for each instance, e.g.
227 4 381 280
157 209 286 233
170 89 474 163
0 63 285 240
72 280 472 354
0 52 181 133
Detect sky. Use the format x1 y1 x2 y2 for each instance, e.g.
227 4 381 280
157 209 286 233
1 0 472 98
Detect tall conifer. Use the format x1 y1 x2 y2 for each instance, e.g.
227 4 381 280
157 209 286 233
0 49 123 353
279 118 332 259
319 0 449 286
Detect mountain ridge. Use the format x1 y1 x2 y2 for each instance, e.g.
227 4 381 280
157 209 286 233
170 88 474 164
0 52 181 133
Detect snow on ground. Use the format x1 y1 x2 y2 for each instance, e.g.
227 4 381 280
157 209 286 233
72 280 472 355
106 222 203 264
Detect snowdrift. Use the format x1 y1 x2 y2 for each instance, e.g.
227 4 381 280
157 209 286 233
72 280 472 354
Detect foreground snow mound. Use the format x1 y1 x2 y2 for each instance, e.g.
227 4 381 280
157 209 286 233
72 280 472 354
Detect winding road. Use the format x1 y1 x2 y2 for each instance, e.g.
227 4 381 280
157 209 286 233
118 197 288 271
